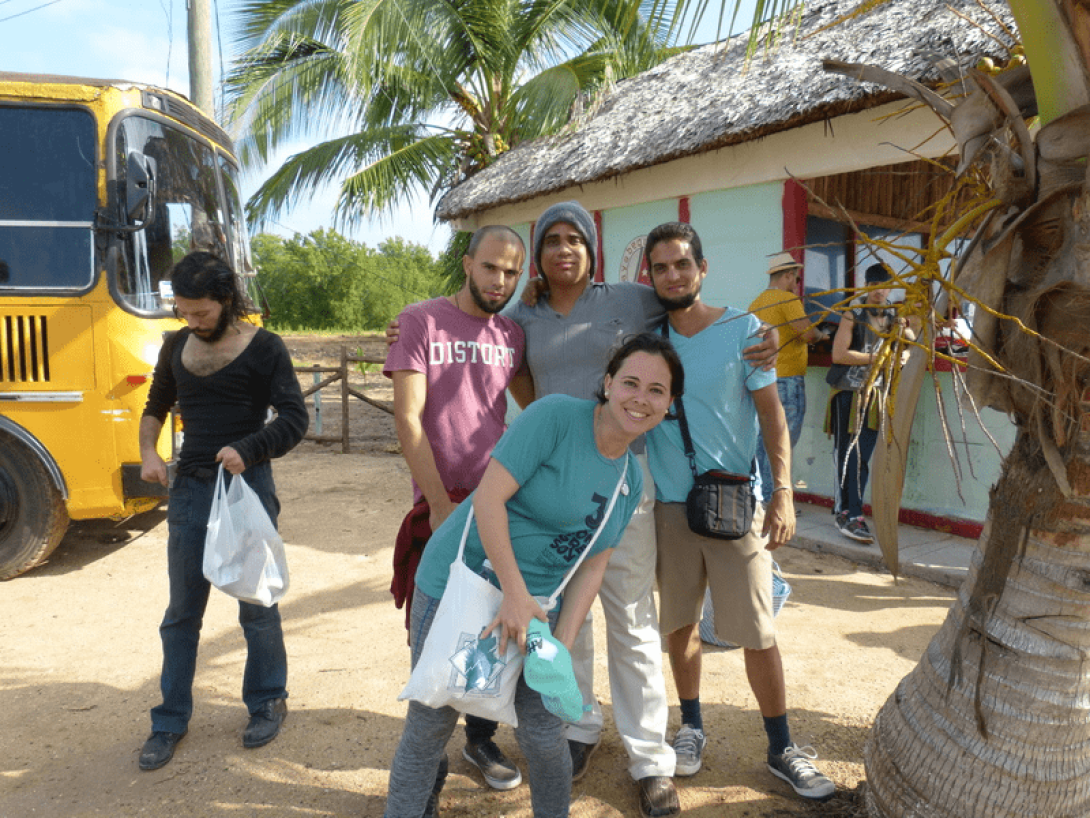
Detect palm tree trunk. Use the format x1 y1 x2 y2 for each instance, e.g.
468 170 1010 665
860 0 1090 811
865 429 1090 817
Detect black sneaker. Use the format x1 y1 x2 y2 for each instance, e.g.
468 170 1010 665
569 737 600 782
833 510 849 533
463 740 522 790
838 515 874 544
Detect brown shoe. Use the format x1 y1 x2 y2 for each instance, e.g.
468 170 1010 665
638 775 680 817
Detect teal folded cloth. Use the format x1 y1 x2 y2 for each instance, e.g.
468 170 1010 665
523 619 587 722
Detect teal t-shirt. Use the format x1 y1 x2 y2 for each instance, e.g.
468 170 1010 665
647 308 777 503
414 395 642 600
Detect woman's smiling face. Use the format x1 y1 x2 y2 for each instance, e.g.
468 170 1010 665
602 351 674 437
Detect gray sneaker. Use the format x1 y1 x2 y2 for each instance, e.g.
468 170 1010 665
672 724 706 776
767 744 835 801
463 740 522 790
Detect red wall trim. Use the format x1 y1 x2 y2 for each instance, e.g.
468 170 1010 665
678 196 690 223
528 220 538 278
794 491 983 540
594 210 605 282
782 179 808 291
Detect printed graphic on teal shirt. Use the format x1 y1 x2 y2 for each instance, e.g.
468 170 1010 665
547 491 609 563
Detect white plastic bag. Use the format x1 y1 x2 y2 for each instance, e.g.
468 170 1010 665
203 465 289 607
399 512 523 726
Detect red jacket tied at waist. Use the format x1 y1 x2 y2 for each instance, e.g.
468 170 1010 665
390 488 472 630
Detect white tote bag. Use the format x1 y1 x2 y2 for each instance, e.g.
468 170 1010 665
399 459 628 727
398 510 525 725
202 465 290 607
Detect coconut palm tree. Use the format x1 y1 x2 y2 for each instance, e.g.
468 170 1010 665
226 0 691 231
708 0 1090 815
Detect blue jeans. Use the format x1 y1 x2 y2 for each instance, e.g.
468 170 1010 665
150 462 288 734
830 390 878 519
385 588 571 818
755 375 807 503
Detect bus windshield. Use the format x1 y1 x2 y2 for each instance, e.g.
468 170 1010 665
112 114 248 316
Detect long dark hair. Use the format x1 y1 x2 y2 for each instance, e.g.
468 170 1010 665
170 251 253 319
595 333 685 416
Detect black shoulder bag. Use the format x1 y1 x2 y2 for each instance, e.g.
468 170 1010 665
660 321 756 540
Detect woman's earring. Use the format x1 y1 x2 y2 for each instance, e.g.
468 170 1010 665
605 390 610 398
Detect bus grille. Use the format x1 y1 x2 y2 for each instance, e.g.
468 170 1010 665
0 315 50 383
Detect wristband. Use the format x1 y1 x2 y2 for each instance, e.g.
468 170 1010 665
772 485 792 495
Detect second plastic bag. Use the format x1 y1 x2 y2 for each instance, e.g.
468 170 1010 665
203 465 289 607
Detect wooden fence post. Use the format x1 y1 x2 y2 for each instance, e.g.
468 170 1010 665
341 346 351 454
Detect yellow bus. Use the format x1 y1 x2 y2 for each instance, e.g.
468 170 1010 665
0 72 257 579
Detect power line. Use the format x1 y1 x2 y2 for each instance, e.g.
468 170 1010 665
0 0 63 24
213 0 225 122
159 0 173 89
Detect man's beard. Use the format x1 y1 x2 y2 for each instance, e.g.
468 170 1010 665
655 281 701 312
468 276 510 314
192 304 233 343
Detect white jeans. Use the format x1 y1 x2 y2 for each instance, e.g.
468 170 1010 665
564 453 676 780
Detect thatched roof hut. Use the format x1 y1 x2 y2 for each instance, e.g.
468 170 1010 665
436 0 1018 223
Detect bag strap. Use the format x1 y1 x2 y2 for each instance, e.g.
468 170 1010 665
455 456 629 608
659 321 700 479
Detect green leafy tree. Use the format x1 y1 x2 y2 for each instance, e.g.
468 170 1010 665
226 0 691 230
251 228 443 331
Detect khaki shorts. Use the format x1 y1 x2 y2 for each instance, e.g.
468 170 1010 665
654 501 776 650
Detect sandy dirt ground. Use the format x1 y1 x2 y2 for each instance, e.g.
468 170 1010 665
0 335 958 818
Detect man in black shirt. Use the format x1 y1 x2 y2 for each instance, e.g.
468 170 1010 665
137 251 308 771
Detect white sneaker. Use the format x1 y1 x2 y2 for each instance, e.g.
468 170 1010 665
672 724 706 777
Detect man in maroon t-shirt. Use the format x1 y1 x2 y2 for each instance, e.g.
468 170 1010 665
384 225 526 800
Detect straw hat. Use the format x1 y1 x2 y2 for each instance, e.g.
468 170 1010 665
767 251 803 275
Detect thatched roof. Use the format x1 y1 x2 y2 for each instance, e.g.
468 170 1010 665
436 0 1017 221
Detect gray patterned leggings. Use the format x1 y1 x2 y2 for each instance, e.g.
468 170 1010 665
383 587 572 817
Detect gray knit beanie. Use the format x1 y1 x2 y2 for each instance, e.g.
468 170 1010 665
533 200 597 280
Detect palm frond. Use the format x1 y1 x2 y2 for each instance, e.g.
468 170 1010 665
335 131 462 225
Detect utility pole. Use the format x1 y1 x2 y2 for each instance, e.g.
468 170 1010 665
187 0 214 117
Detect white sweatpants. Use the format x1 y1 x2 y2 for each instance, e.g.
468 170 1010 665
564 453 676 780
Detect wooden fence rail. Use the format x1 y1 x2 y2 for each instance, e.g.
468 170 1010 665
294 346 390 453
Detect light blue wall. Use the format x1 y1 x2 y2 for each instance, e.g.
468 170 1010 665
509 224 534 301
794 368 1014 523
589 186 784 309
688 186 783 310
600 200 678 282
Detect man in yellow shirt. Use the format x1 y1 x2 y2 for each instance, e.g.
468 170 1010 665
749 252 828 503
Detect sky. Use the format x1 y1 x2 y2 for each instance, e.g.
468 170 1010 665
1 0 758 255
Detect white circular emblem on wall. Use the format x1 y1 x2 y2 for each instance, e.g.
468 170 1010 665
619 236 649 284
